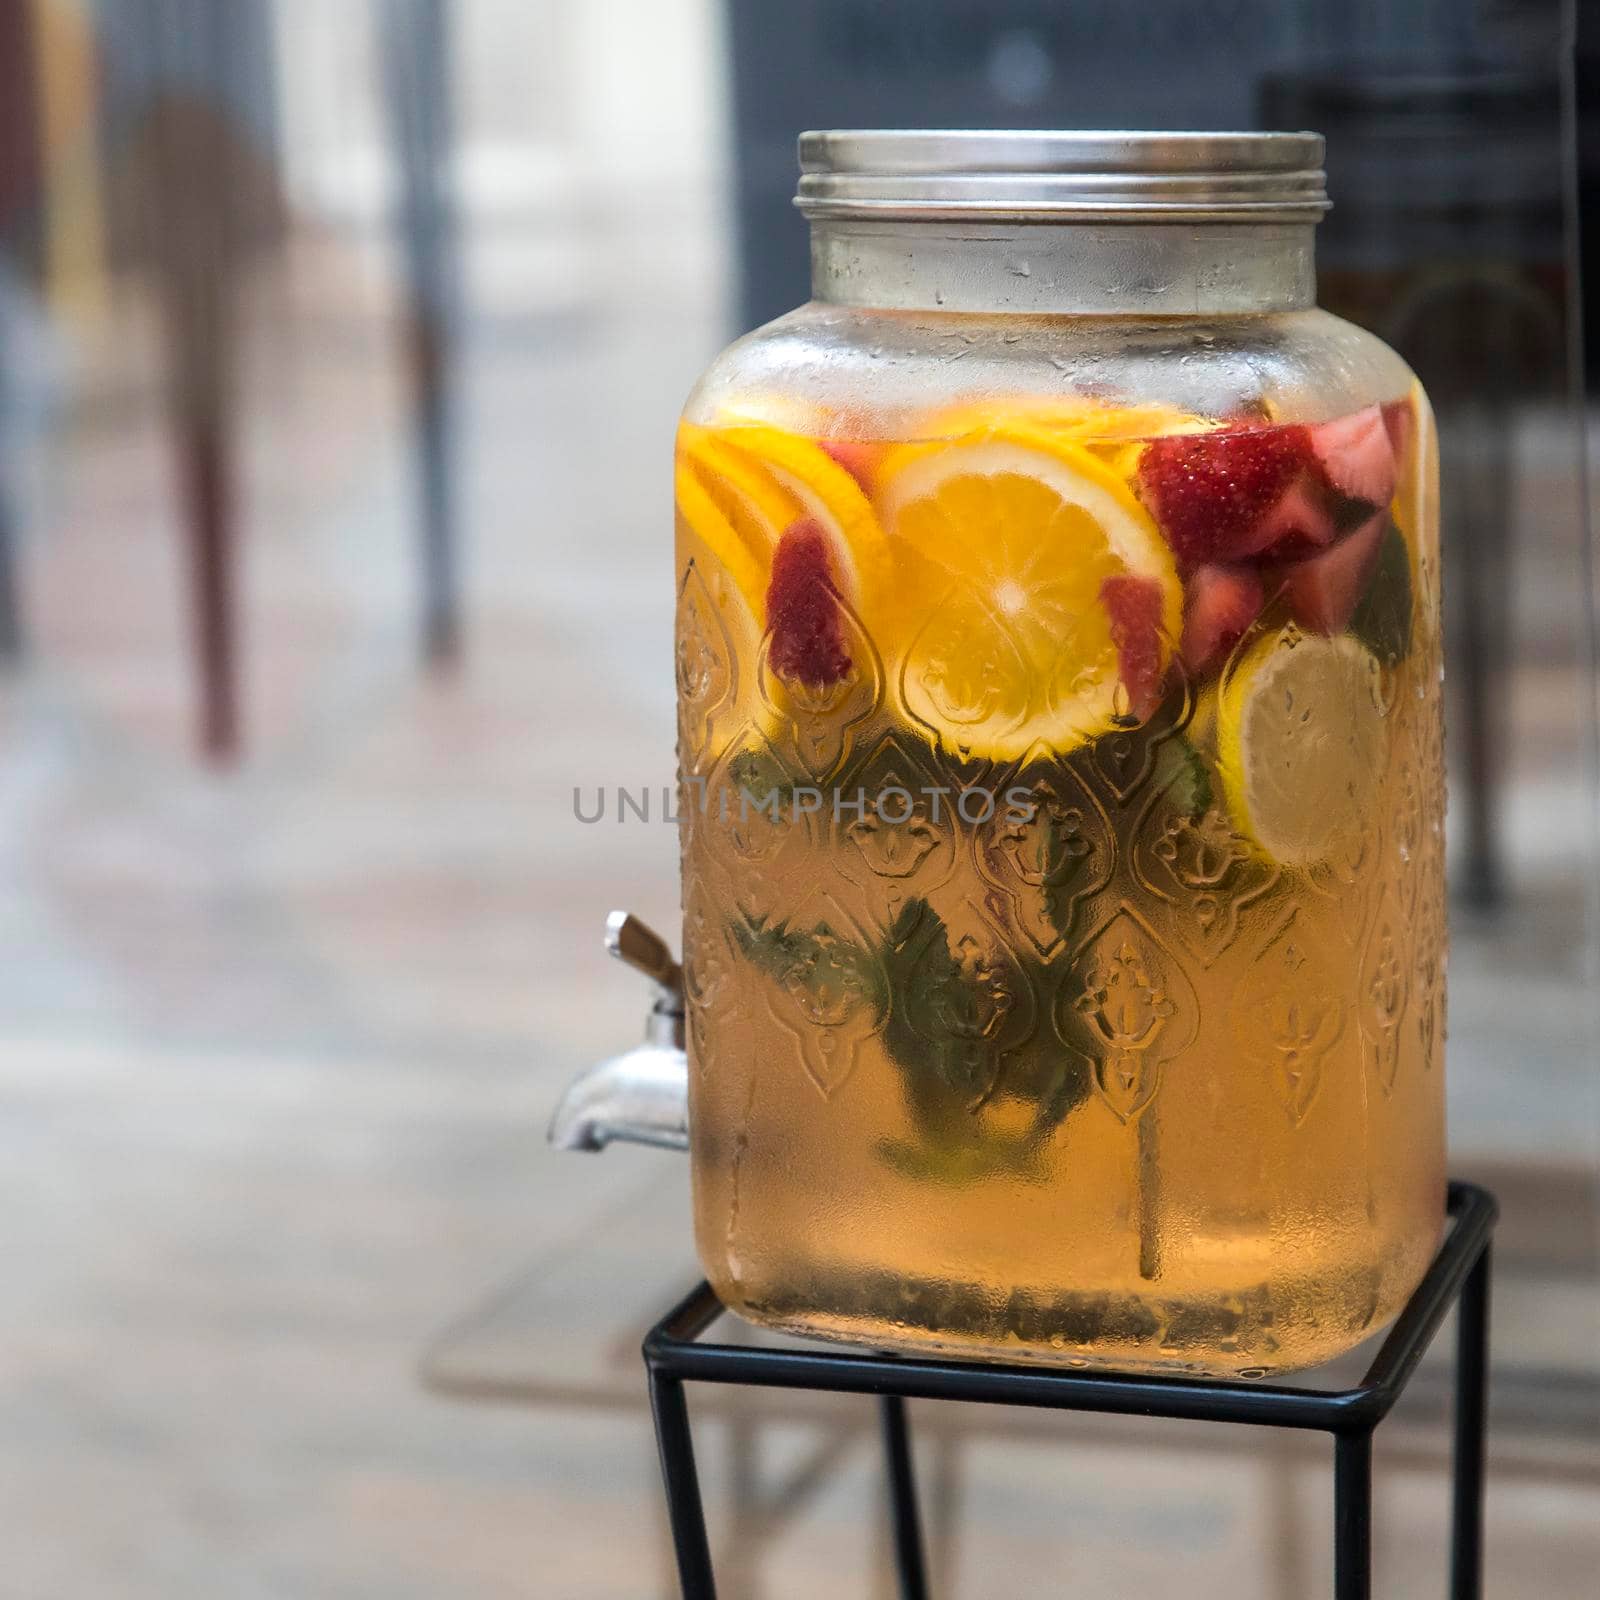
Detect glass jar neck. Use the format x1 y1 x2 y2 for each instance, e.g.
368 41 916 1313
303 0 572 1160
809 220 1316 315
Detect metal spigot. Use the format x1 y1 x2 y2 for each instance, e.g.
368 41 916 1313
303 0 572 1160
547 911 690 1153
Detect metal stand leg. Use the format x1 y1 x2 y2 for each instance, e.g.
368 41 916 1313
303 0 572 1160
1333 1431 1372 1600
649 1371 716 1600
881 1394 930 1600
1451 1243 1492 1600
929 1430 963 1598
724 1414 762 1600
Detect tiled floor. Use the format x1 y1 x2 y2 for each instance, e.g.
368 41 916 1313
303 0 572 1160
0 219 1596 1596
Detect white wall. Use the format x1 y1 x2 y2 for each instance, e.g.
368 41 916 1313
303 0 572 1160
272 0 732 311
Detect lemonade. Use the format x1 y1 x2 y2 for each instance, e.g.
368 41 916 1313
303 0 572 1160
674 384 1443 1377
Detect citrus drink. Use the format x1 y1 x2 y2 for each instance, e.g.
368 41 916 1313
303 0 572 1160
675 389 1443 1376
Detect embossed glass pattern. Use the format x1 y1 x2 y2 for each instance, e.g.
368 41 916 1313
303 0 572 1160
673 148 1444 1378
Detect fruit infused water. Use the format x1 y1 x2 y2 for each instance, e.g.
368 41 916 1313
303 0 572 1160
674 384 1443 1377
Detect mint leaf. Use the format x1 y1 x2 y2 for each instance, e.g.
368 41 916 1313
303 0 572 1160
879 898 1091 1183
1149 733 1214 818
726 896 1093 1187
723 745 795 807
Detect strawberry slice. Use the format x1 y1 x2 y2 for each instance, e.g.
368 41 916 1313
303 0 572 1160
1310 405 1397 508
1380 398 1412 458
1137 423 1320 567
765 518 852 688
819 439 881 495
1180 563 1264 676
1101 574 1167 721
1278 511 1387 635
1252 476 1339 557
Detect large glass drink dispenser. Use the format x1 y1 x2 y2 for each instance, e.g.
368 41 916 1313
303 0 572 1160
566 132 1446 1379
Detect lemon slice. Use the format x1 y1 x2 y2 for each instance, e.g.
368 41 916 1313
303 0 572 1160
876 424 1182 760
1217 628 1385 866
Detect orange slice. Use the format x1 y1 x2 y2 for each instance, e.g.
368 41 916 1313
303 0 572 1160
876 424 1182 759
712 423 893 619
919 398 1219 495
675 421 800 613
673 457 768 612
1390 380 1438 579
922 396 1215 443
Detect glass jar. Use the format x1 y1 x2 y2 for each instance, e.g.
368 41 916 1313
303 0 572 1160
674 132 1444 1377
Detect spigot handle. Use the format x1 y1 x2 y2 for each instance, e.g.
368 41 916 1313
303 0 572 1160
605 910 682 999
549 912 689 1152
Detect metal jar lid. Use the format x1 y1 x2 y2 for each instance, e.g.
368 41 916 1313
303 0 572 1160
795 130 1329 223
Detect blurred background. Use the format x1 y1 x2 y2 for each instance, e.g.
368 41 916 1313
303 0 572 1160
0 1 1594 1596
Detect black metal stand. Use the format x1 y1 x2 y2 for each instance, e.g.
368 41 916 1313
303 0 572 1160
644 1181 1497 1600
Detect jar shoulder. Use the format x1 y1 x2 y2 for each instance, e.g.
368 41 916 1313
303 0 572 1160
683 303 1420 435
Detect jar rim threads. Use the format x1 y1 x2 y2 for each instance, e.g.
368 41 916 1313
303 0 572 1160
796 129 1330 224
